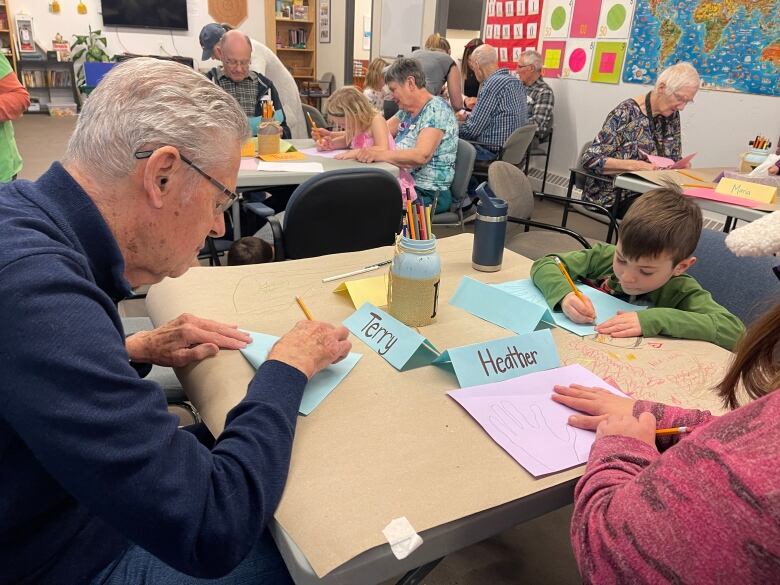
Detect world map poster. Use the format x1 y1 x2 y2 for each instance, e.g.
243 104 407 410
623 0 779 96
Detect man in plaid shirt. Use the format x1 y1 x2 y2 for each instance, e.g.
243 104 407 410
516 50 554 144
456 44 527 161
206 30 291 139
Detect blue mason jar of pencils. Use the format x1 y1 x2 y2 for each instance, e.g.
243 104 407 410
388 235 441 327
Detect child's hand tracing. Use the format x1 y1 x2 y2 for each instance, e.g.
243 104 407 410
561 292 596 324
595 310 642 338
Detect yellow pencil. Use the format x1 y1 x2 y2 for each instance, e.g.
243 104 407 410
295 296 314 320
425 205 432 236
306 112 317 130
677 169 707 182
656 426 690 436
554 257 585 303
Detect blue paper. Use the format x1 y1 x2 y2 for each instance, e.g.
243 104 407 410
343 303 439 370
433 330 560 388
494 279 646 336
449 277 548 334
240 331 361 415
248 116 261 136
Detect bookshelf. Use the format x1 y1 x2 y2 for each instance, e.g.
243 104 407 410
17 60 80 114
0 0 17 73
264 0 317 87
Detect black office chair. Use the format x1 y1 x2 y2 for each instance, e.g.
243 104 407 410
266 168 403 260
524 127 553 193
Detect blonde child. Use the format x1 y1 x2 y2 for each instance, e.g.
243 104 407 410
316 86 416 202
362 58 390 111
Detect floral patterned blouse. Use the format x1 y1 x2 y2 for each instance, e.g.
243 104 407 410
581 98 681 206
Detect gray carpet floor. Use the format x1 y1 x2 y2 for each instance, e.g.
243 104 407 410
13 113 591 585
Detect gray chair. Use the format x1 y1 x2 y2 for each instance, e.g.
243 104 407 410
121 317 200 426
471 123 537 177
302 103 328 138
524 126 553 192
687 228 779 325
487 162 616 260
432 139 476 230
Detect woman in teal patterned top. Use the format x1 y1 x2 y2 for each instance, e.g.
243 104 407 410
581 62 700 215
353 58 458 214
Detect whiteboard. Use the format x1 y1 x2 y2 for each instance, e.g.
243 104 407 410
380 0 424 58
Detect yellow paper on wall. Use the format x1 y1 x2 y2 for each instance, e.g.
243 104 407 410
334 274 389 308
543 49 561 69
715 177 777 204
259 152 306 161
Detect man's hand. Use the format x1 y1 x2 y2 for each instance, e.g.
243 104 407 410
596 412 657 448
268 320 351 379
125 314 251 368
561 292 596 324
464 97 477 110
595 310 642 338
551 384 636 430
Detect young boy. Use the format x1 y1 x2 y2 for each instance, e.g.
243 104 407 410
530 184 745 350
227 236 274 265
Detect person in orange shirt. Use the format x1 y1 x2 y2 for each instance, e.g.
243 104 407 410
0 53 30 181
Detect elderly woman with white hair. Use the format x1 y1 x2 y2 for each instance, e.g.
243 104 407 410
581 62 700 215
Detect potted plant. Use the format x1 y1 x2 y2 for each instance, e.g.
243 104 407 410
70 25 111 92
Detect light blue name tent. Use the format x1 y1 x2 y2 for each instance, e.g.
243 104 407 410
343 303 439 371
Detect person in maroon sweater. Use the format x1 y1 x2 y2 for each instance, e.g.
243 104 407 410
552 221 780 583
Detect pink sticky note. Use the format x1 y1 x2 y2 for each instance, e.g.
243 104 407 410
240 158 257 170
598 52 616 73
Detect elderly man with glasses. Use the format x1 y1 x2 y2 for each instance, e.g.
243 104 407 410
0 58 350 584
206 29 291 139
515 49 554 145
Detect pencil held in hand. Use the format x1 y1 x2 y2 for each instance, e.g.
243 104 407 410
555 257 595 322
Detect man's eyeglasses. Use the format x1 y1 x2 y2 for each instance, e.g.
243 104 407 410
223 58 250 68
134 149 238 214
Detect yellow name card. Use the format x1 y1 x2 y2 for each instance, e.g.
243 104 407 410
259 152 306 161
715 178 777 204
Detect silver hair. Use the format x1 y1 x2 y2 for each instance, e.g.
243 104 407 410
656 62 700 94
219 29 253 53
384 58 426 89
519 50 542 71
64 58 249 182
471 44 497 67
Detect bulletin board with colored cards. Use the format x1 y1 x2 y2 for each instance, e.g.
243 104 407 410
536 0 635 83
484 0 545 69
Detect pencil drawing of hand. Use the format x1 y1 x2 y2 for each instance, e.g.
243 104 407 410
489 400 581 473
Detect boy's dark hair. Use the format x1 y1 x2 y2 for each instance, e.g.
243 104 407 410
619 182 702 264
227 237 274 265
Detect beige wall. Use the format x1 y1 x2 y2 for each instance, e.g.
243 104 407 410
353 0 373 61
316 0 346 88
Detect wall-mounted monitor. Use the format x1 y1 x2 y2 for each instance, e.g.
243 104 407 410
100 0 189 31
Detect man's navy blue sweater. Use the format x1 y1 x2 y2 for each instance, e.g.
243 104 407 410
0 164 307 583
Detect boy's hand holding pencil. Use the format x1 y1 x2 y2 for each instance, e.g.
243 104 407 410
554 257 596 324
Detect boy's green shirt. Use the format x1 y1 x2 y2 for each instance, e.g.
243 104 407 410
530 243 745 350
